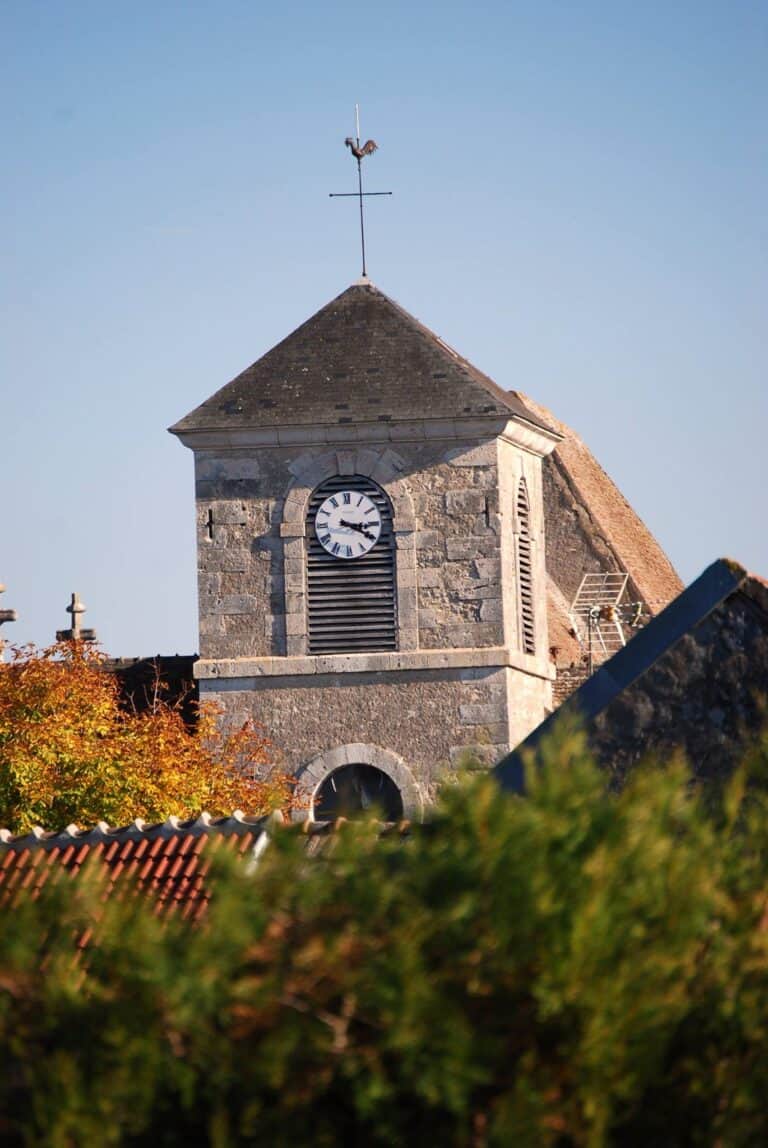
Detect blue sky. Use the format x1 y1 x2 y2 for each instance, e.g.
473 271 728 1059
2 0 766 654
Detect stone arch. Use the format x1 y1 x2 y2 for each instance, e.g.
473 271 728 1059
279 448 418 654
281 447 416 533
294 743 424 821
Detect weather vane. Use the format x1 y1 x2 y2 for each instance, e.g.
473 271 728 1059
329 104 392 278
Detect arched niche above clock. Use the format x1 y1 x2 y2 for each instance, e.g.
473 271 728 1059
306 475 396 654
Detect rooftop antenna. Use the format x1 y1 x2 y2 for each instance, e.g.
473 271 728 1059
329 104 392 278
569 572 645 675
56 592 98 644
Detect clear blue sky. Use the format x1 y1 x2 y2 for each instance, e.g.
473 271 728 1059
2 0 766 654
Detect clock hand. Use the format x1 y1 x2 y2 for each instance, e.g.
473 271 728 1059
340 518 377 542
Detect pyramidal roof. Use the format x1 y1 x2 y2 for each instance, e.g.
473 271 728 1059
170 280 553 436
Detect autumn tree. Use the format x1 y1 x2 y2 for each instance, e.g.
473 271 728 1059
0 642 290 832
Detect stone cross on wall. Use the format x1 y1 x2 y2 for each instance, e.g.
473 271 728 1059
0 582 17 659
56 592 98 643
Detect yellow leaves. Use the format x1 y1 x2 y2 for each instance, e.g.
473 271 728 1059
0 643 292 832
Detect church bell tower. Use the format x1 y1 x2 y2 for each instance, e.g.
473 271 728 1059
170 281 561 817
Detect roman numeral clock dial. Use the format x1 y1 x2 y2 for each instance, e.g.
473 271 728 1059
315 492 382 558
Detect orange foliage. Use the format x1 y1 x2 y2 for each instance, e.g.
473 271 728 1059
0 643 291 833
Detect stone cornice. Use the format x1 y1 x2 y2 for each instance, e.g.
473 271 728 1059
171 415 562 457
170 416 513 451
195 646 556 683
500 416 562 458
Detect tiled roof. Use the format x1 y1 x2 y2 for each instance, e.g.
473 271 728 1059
170 281 555 435
0 812 269 920
0 812 413 917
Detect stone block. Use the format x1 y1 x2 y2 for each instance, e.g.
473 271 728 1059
480 599 503 622
211 502 247 525
198 572 222 595
443 623 500 646
459 703 504 725
336 449 356 475
217 550 251 573
472 557 501 582
416 530 440 549
418 608 438 630
195 456 261 482
459 583 501 600
199 615 225 636
417 567 442 588
284 592 306 615
354 447 380 476
445 536 499 561
445 490 487 515
444 443 496 468
214 595 258 615
282 537 305 561
273 656 317 675
398 587 418 613
285 613 306 636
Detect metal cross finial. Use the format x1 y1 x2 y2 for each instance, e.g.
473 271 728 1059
329 104 392 278
56 592 98 644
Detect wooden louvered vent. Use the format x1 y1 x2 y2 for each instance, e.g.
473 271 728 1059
517 478 536 655
307 475 397 654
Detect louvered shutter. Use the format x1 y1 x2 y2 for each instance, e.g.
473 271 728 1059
307 476 397 653
517 479 536 655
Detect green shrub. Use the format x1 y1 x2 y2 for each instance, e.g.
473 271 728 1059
3 719 768 1146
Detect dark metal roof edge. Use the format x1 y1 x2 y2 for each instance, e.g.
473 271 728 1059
494 557 748 792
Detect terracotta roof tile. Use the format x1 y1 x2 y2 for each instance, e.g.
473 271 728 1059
0 812 272 917
1 811 415 920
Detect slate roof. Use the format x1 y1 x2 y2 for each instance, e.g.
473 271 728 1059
496 559 768 791
170 280 554 435
0 812 413 917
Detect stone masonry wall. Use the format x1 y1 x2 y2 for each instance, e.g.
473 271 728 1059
542 454 632 609
201 664 515 801
195 437 516 661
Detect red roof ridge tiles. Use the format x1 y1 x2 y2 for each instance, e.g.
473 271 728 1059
0 809 268 852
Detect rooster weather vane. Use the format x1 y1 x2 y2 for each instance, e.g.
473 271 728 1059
330 105 392 278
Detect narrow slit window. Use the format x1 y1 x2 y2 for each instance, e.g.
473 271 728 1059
306 475 397 654
517 478 536 655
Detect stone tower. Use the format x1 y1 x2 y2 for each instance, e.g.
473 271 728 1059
170 281 563 818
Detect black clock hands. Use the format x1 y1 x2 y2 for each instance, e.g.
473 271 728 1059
340 518 377 542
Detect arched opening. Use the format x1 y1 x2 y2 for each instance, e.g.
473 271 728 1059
313 764 404 821
306 475 397 653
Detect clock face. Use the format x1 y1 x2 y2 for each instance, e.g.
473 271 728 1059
315 491 382 559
